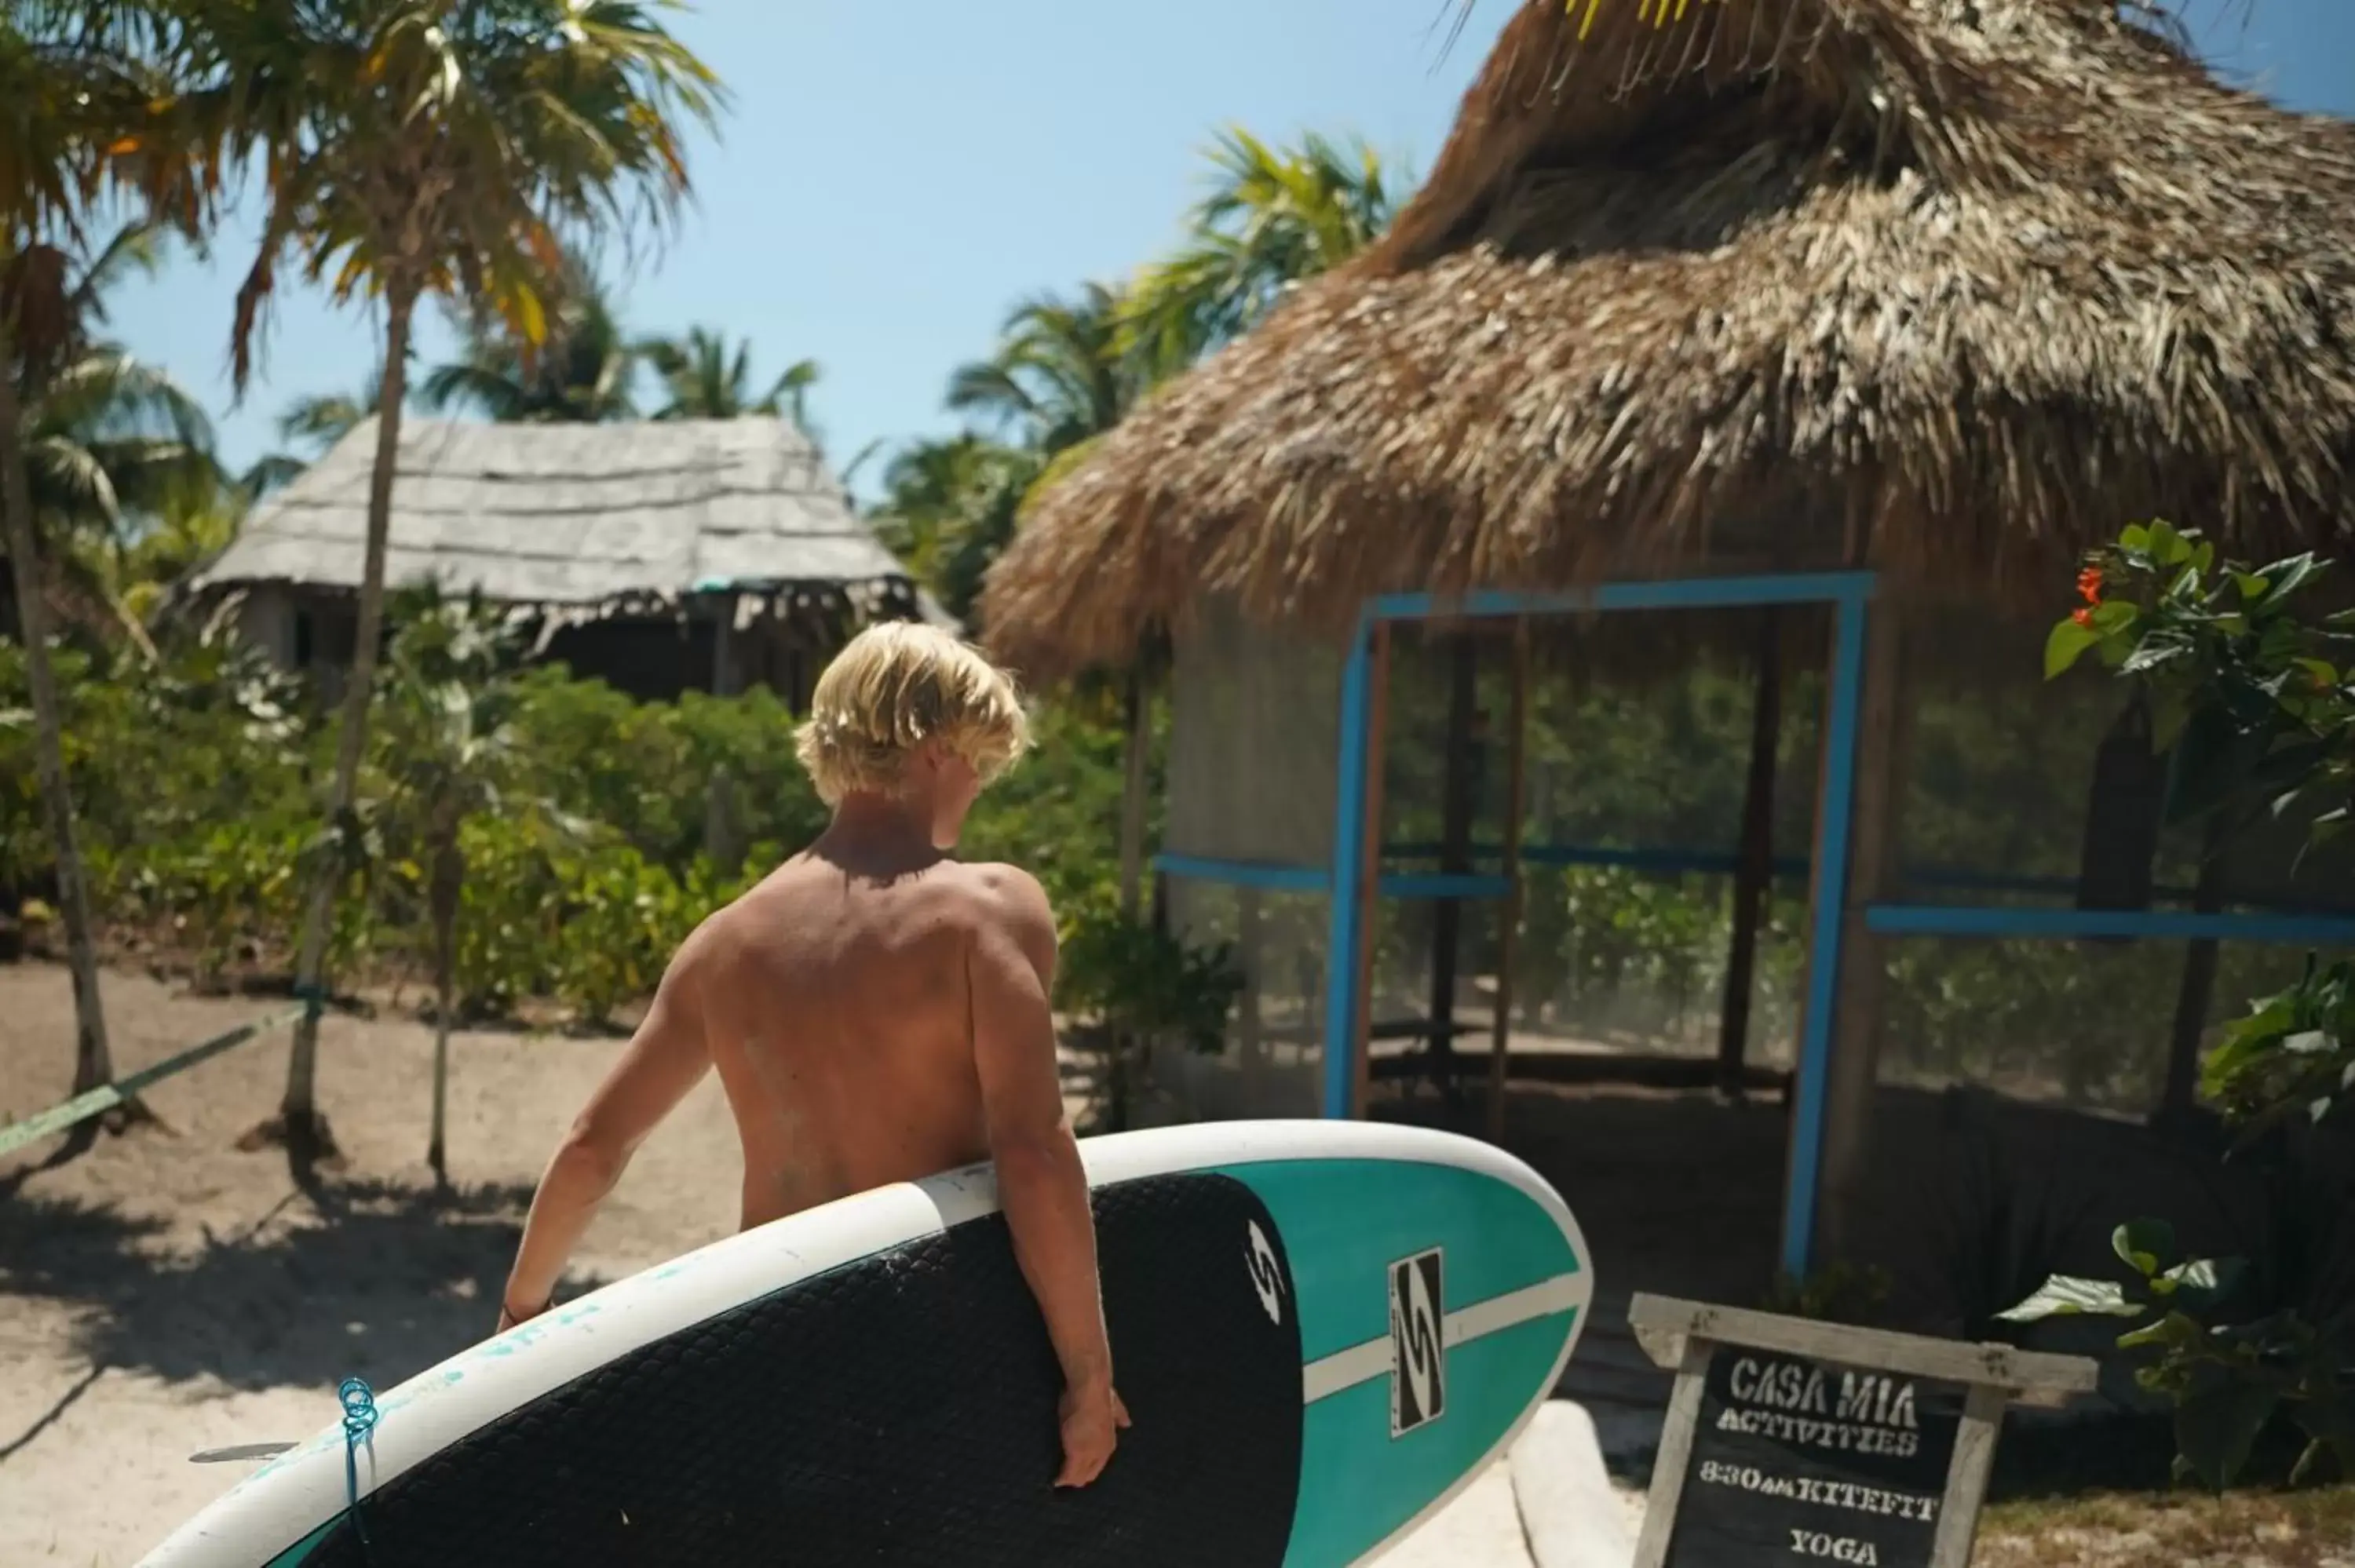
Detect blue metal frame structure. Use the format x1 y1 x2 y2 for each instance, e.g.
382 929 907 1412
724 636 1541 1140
1155 568 2355 1281
1867 906 2355 946
1313 573 1879 1277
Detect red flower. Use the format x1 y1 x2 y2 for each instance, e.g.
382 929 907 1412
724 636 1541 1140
2072 607 2096 628
2077 563 2105 607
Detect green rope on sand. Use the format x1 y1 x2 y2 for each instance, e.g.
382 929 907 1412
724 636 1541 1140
0 1002 310 1159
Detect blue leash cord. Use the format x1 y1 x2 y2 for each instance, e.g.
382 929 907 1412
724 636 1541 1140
340 1377 379 1547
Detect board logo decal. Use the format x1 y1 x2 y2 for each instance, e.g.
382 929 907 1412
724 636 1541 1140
1389 1248 1445 1437
1245 1220 1284 1325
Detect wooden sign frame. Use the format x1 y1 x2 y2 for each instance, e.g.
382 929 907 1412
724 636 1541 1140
1629 1293 2098 1568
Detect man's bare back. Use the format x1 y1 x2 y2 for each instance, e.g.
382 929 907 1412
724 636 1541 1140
697 849 1047 1229
497 621 1127 1488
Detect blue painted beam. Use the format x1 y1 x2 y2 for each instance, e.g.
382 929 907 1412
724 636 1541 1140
1379 841 2355 918
1152 855 1333 895
1375 873 1515 901
1364 571 1878 625
1385 841 1813 881
1323 612 1380 1120
1782 592 1871 1281
1867 906 2355 946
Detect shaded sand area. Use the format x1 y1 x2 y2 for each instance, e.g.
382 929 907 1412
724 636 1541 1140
2 962 745 1565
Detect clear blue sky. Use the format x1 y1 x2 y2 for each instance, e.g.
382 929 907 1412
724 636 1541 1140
103 0 2355 498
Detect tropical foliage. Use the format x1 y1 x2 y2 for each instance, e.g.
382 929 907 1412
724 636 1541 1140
2 1 213 1110
0 629 1144 1026
242 368 386 496
2007 525 2355 1491
422 252 642 425
1122 127 1400 365
373 589 535 1180
874 128 1401 628
19 319 223 648
165 0 721 1153
868 434 1037 625
641 326 821 430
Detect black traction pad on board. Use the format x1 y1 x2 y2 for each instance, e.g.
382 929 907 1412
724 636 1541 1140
295 1172 1305 1566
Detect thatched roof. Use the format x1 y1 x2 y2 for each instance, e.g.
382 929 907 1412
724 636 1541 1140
982 0 2355 677
198 417 945 625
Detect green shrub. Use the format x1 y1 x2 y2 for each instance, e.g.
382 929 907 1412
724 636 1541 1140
2 625 1150 1026
2007 523 2355 1492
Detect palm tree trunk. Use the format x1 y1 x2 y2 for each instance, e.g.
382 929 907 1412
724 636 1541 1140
276 285 416 1161
427 829 460 1187
0 315 127 1124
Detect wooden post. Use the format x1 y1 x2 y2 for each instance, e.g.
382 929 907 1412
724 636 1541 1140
703 597 743 869
1630 1337 1717 1568
2160 816 2231 1123
1927 1382 2010 1568
1718 607 1784 1098
1427 633 1481 1102
1349 623 1393 1120
1239 885 1265 1096
1813 599 1908 1267
1118 662 1152 920
1487 619 1530 1144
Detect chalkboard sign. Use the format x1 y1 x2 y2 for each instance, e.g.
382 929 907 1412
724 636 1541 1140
1628 1296 2100 1568
1664 1348 1960 1568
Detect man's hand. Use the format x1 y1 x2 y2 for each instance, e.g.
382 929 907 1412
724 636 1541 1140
495 1295 549 1335
1053 1379 1131 1488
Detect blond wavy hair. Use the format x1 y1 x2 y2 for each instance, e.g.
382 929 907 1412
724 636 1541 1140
794 622 1030 805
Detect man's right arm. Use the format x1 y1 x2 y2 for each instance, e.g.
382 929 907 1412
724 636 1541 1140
965 866 1124 1485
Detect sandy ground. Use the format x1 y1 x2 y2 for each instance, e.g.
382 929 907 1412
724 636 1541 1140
2 961 1623 1566
2 962 765 1565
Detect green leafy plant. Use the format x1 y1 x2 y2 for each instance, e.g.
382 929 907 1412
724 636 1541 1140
2003 1220 2348 1490
1762 1260 1894 1329
2045 519 2353 840
1059 910 1244 1057
2006 521 2355 1492
1057 906 1245 1132
2202 954 2355 1140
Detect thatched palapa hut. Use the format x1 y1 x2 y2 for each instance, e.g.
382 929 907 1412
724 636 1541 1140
197 416 943 706
981 0 2355 1275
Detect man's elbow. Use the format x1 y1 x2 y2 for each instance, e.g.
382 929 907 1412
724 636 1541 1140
555 1118 632 1195
990 1123 1079 1187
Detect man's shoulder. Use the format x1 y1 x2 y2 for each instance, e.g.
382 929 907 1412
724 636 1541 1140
935 861 1053 934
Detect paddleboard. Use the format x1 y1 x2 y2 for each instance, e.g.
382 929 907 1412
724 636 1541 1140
142 1119 1592 1567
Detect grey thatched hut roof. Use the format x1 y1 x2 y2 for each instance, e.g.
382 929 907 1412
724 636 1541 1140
199 416 941 623
982 0 2355 678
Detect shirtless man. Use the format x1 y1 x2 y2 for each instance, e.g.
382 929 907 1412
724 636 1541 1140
495 621 1130 1488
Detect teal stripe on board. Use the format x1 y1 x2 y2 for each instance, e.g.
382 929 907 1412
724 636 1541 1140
1222 1159 1582 1361
1283 1314 1576 1568
261 1518 336 1566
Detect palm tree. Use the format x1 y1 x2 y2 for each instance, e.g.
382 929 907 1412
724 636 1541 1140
2 8 210 1124
1123 127 1400 364
870 434 1037 624
243 368 386 497
24 335 222 658
947 283 1140 460
174 0 721 1161
375 588 525 1186
422 250 641 424
13 226 221 632
641 326 821 432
